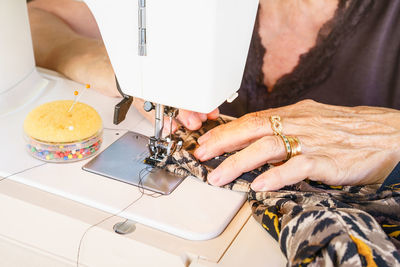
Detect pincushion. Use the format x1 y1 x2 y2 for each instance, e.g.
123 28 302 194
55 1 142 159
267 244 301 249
24 100 102 162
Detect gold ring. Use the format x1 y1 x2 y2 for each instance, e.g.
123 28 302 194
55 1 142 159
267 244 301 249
270 115 302 161
269 115 282 136
277 134 291 161
287 136 302 158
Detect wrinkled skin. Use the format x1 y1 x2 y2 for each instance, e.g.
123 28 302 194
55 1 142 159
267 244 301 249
194 100 400 191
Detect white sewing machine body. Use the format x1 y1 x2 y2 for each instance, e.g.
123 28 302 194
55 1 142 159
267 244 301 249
0 0 47 117
83 0 260 180
85 0 259 113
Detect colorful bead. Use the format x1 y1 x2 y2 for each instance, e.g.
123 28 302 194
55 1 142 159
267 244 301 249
27 135 102 162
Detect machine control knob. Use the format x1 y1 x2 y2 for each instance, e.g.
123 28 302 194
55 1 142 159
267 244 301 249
143 101 154 112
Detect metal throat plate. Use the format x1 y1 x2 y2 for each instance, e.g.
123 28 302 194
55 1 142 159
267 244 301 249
83 131 186 195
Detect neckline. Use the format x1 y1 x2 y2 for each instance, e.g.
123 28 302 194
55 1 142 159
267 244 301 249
244 0 374 110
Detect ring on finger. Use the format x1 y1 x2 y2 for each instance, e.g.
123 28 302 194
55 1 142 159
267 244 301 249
270 115 302 161
269 115 283 136
276 135 302 162
287 136 302 158
277 134 292 161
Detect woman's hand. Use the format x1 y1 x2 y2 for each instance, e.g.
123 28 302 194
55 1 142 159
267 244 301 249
133 98 219 134
194 100 400 191
176 108 220 131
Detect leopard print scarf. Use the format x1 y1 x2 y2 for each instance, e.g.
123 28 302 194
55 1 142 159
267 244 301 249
157 117 400 267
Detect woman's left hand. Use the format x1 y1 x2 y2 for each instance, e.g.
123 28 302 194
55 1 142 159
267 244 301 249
194 100 400 191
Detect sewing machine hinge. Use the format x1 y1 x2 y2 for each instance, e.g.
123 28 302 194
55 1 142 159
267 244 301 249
138 0 147 56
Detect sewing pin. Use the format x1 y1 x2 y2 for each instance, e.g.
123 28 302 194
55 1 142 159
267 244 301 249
68 84 90 112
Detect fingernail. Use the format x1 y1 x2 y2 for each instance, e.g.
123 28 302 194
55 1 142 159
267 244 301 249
185 116 191 128
199 113 207 122
194 146 206 160
251 179 266 191
207 169 221 185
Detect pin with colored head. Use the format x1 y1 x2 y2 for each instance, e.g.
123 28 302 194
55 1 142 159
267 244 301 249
68 84 90 112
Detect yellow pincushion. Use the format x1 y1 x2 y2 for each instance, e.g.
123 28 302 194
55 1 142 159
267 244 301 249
24 100 102 143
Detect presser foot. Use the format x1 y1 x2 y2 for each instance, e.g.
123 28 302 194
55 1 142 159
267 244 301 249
83 131 186 195
146 136 183 166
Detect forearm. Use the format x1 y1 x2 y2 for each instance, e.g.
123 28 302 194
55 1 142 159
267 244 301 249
28 6 78 70
28 0 101 39
28 6 118 96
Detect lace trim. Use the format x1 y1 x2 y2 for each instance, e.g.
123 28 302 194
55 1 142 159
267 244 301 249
240 0 374 111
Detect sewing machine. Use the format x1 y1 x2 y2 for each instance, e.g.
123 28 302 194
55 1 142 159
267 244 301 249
82 0 261 194
0 0 286 266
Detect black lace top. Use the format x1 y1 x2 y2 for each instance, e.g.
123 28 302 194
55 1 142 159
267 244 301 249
220 0 400 117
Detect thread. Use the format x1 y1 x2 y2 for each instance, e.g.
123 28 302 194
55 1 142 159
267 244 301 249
75 159 162 266
0 162 47 182
0 127 163 266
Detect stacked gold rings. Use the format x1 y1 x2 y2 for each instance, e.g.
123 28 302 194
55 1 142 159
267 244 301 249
269 115 302 161
287 136 302 158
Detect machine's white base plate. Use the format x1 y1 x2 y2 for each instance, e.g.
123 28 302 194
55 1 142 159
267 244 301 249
0 69 246 241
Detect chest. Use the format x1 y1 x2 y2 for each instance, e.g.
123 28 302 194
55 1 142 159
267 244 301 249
257 3 338 90
258 27 317 90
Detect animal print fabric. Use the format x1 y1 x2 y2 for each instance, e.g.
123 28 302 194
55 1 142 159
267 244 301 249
157 117 400 267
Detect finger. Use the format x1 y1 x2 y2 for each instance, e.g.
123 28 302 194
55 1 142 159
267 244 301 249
250 155 333 191
208 136 286 186
162 118 179 136
177 110 202 130
197 113 208 122
195 110 299 162
198 112 273 145
195 113 273 161
207 108 220 120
